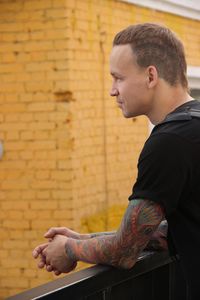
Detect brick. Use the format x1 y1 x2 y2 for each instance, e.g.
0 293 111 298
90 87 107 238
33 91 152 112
24 41 54 52
2 200 28 210
0 171 5 180
58 199 73 209
52 0 67 7
51 170 73 181
1 277 29 288
17 53 32 62
15 11 30 21
0 82 24 92
30 72 46 81
25 81 54 92
5 141 27 151
47 50 66 60
26 62 54 72
0 229 8 239
1 103 26 113
20 189 35 199
8 211 23 219
24 0 52 10
24 230 38 239
30 200 58 210
5 268 21 276
19 93 33 102
46 9 67 19
9 230 24 239
53 19 68 29
35 170 50 179
0 63 24 72
27 160 56 170
0 250 8 258
2 73 17 83
33 131 49 140
5 114 19 122
20 131 34 140
19 150 34 160
46 70 68 80
1 181 29 190
0 22 24 32
31 220 54 229
28 102 55 112
3 240 29 250
30 31 45 41
31 180 58 189
19 113 33 122
37 211 52 219
23 268 38 278
33 113 48 121
15 73 32 82
3 220 29 229
54 40 68 50
1 161 26 169
27 140 56 150
4 170 22 180
6 131 20 140
53 210 71 218
36 190 50 199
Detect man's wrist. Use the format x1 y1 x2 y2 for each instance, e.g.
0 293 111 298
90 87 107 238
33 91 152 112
65 238 78 263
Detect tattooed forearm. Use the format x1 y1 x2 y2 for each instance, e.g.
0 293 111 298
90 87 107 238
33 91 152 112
145 220 168 250
66 199 165 269
89 231 116 238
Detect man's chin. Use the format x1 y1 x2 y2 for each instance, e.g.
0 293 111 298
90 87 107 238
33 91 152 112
122 110 137 118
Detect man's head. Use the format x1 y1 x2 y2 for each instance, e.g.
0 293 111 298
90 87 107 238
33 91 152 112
110 23 188 120
113 23 188 89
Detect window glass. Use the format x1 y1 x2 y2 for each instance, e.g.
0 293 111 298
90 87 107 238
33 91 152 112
190 89 200 101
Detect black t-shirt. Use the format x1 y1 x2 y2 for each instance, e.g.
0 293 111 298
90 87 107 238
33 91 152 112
129 100 200 299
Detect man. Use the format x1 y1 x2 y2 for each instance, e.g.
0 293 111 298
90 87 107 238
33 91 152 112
33 23 200 298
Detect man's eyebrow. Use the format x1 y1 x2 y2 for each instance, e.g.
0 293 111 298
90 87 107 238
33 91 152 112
110 71 122 77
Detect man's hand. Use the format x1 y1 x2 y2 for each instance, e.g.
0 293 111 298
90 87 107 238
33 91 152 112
32 243 49 270
44 227 82 240
32 227 88 274
42 235 77 274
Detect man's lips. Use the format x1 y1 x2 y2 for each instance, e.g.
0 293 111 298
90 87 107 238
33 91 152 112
117 101 123 107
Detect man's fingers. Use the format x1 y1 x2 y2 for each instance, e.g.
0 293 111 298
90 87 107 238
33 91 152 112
54 270 61 276
32 243 48 258
38 260 45 269
46 264 53 272
44 227 67 238
37 253 47 269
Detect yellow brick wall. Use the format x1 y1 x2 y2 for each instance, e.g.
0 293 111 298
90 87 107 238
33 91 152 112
0 0 200 298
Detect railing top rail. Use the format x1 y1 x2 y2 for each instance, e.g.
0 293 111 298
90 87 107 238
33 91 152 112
6 251 172 300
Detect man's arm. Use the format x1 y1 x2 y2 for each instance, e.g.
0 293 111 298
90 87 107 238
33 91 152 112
145 220 168 251
64 199 164 269
88 222 168 251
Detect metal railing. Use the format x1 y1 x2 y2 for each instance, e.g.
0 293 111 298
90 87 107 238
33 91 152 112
7 251 187 300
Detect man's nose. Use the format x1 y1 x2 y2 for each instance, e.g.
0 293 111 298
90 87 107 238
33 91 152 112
110 87 119 97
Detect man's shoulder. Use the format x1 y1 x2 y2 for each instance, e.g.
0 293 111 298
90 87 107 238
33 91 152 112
151 118 200 144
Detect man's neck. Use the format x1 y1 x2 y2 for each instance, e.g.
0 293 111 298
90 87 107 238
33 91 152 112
147 82 194 125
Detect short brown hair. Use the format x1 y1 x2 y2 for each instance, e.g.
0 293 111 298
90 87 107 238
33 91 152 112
113 23 188 88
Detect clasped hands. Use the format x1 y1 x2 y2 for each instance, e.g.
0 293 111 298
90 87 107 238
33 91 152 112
32 227 79 276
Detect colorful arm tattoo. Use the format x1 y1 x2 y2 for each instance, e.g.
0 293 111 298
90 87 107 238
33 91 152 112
66 199 165 269
145 220 168 251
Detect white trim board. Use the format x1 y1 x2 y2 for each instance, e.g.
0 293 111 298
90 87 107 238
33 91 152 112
187 66 200 88
121 0 200 21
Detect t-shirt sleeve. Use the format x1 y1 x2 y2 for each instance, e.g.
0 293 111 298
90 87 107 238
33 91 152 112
128 133 188 216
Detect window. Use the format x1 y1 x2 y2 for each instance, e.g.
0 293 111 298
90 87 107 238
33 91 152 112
121 0 200 20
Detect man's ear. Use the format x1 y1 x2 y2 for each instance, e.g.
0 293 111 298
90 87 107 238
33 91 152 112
146 66 158 88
